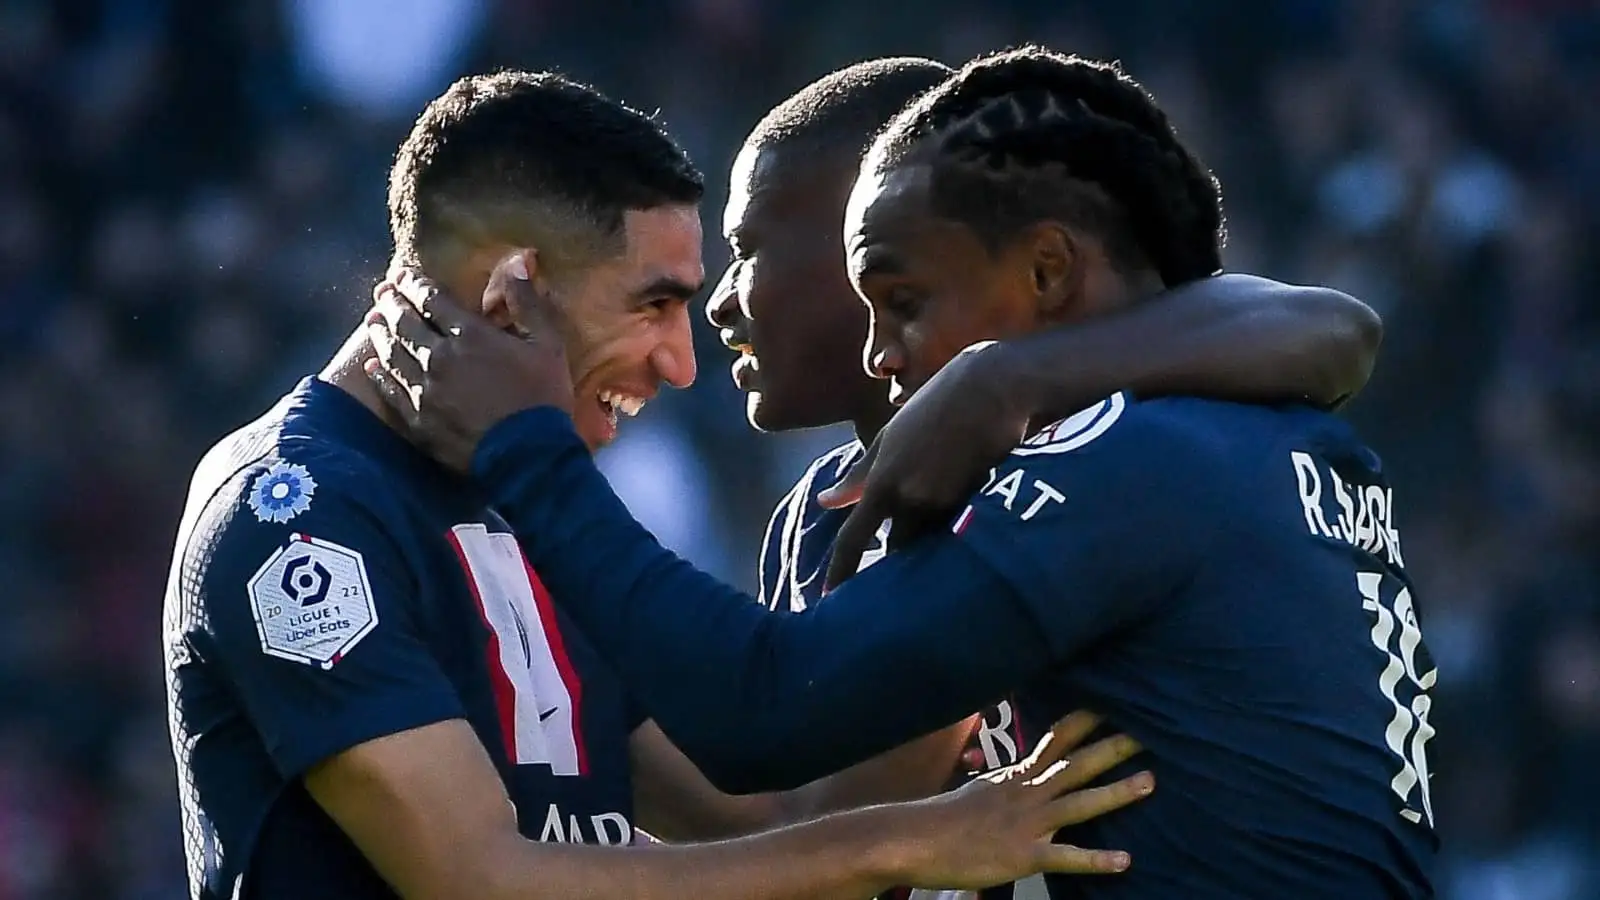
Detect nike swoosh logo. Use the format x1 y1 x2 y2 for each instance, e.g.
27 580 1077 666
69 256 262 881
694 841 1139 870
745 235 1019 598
539 707 559 722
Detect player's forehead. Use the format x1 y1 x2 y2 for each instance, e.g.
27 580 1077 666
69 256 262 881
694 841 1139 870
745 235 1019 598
725 140 849 241
724 140 795 240
845 164 934 262
618 204 705 291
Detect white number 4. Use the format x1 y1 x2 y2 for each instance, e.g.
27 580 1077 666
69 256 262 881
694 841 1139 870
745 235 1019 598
1359 571 1437 828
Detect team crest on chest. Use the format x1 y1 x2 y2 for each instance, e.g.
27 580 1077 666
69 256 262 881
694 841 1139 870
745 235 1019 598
1013 393 1126 457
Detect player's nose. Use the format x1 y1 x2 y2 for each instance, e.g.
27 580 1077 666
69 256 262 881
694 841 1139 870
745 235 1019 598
704 264 743 331
864 320 901 380
866 344 903 380
655 304 698 389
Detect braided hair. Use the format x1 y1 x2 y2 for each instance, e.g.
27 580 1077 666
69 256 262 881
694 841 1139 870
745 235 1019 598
867 47 1224 287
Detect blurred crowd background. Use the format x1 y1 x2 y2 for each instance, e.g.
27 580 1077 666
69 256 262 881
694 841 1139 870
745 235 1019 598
0 0 1596 897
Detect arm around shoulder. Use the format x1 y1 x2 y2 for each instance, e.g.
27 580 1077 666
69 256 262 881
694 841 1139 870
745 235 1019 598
999 273 1384 422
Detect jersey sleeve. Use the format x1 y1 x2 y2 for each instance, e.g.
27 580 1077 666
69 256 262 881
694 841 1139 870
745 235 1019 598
184 459 465 778
471 409 1062 793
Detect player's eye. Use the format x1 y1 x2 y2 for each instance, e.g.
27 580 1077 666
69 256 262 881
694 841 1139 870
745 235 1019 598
884 285 926 320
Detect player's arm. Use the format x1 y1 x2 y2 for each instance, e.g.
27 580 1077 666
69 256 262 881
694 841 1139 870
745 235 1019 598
200 463 1140 896
306 712 1142 899
470 406 1191 794
814 275 1381 573
629 717 980 840
1012 274 1381 416
629 720 789 839
782 718 983 820
630 475 982 841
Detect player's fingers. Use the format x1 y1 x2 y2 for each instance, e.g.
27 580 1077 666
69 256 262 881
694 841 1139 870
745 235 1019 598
371 289 443 363
365 315 400 369
1042 771 1155 828
364 358 420 426
391 266 472 336
1031 734 1142 794
1034 711 1105 761
822 499 886 592
817 437 879 510
488 250 566 345
1017 711 1104 779
365 318 429 398
1033 842 1132 876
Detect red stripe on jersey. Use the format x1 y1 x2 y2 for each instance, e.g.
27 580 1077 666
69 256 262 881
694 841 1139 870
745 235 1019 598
448 530 519 762
521 557 589 776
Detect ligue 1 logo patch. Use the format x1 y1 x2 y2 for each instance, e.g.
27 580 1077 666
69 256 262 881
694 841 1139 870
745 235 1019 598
248 461 317 524
248 534 378 669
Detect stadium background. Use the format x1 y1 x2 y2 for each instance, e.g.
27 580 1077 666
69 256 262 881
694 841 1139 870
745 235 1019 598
1 0 1596 896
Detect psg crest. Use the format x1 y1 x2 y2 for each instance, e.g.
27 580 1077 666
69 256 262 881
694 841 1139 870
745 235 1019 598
248 461 318 524
1013 392 1127 457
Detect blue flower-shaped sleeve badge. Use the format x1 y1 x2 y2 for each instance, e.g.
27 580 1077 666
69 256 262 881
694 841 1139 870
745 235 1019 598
248 462 318 524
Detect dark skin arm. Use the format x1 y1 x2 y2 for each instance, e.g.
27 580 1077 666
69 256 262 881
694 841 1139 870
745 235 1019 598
818 274 1383 586
305 715 1148 899
1017 273 1381 419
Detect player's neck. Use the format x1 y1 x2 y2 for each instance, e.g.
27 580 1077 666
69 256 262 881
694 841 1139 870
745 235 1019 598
1079 267 1166 317
851 398 895 446
318 327 413 436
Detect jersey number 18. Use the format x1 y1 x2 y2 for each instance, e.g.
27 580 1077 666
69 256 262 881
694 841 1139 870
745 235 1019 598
1359 570 1436 828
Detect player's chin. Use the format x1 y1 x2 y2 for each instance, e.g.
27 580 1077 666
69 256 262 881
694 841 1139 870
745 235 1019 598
744 390 782 433
746 389 846 434
887 373 928 407
572 403 620 452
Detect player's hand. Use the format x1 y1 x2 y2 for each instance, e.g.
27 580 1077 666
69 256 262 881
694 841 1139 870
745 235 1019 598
888 710 1150 889
821 341 1029 590
364 256 574 473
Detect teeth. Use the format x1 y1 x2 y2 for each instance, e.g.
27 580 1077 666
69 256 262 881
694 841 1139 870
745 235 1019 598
599 390 646 417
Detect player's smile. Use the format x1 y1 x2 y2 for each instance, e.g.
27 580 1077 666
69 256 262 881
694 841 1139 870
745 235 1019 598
558 205 704 450
575 374 658 447
716 322 762 393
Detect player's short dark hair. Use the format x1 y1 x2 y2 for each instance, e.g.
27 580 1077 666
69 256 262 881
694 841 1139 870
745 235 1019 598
869 47 1224 286
744 57 954 165
388 70 703 272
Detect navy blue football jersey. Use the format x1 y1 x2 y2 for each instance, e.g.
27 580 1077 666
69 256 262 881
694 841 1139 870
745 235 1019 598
945 393 1438 898
759 441 870 611
469 394 1438 900
760 443 1037 900
163 378 643 900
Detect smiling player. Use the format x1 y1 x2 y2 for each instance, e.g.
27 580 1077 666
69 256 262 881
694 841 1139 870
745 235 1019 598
161 69 1157 900
364 49 1437 899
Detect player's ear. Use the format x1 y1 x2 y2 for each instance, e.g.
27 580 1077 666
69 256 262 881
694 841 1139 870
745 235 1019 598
1024 222 1081 321
481 247 543 330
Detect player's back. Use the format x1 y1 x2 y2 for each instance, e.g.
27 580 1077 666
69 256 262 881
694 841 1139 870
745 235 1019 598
163 378 640 900
953 395 1438 899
